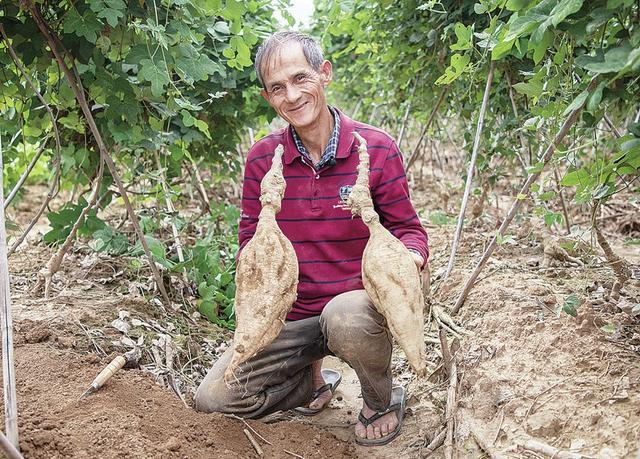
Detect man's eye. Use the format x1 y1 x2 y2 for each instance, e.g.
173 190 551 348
295 74 306 82
271 86 282 93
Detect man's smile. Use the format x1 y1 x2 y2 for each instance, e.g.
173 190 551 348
288 102 309 113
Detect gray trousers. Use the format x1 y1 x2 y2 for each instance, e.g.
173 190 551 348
193 289 393 418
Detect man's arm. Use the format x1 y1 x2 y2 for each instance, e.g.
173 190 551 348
238 155 263 253
371 140 429 268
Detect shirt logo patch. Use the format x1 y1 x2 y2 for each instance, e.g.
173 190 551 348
339 185 353 202
334 184 354 210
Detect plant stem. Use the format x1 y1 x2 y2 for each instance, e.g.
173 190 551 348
405 86 448 171
4 136 49 210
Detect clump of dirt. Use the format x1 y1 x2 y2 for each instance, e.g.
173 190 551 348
4 340 354 459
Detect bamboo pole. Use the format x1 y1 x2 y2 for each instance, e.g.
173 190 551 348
451 77 598 314
0 135 20 449
0 431 23 459
445 63 494 279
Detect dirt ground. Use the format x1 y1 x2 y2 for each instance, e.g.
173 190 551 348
3 173 640 458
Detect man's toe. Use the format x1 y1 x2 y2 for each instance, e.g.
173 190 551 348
366 425 375 440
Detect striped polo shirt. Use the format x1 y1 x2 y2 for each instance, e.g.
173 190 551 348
239 108 429 321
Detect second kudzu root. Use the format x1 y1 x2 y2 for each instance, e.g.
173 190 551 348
348 132 427 377
224 145 299 383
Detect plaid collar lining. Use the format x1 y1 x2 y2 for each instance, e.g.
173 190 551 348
291 106 340 170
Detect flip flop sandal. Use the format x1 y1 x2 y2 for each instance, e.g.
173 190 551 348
294 368 342 416
355 386 406 447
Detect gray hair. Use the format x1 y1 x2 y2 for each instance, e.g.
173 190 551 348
254 31 324 88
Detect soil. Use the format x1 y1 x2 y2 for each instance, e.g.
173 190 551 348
3 171 640 458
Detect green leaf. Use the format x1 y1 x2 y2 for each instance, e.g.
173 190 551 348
513 80 543 98
492 37 515 60
474 3 487 14
222 0 245 20
63 8 103 44
575 46 633 74
90 0 126 27
532 29 554 64
562 293 580 317
506 0 530 11
550 0 583 26
586 81 606 112
561 169 591 186
562 89 589 116
600 323 617 333
138 59 170 96
505 13 546 41
450 23 472 51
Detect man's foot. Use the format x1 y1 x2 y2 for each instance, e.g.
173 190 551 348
355 401 399 440
308 361 333 409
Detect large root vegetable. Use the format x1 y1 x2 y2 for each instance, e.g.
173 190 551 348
347 132 427 377
225 145 298 382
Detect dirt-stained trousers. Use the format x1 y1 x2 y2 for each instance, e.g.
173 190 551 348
193 289 393 418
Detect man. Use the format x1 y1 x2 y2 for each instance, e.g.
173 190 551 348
194 31 428 446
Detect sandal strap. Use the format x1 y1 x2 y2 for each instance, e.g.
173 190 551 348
310 383 332 400
358 403 401 427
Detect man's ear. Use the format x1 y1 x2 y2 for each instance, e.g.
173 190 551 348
260 88 269 103
319 60 333 86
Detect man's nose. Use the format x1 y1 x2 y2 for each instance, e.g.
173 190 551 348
284 83 302 103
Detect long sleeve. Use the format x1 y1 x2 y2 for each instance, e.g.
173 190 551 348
238 150 265 253
371 140 429 265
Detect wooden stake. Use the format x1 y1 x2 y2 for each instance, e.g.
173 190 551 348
451 77 598 314
0 135 19 449
30 6 171 307
445 63 494 279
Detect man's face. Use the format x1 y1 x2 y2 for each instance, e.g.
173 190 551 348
260 42 332 131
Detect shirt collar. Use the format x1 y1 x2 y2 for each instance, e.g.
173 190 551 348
290 106 340 169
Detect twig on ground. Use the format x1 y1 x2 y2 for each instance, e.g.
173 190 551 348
523 377 573 422
73 316 106 357
523 439 585 459
493 408 504 444
243 428 263 456
283 450 304 459
444 360 458 459
439 327 452 376
452 77 598 314
225 414 274 446
421 428 446 457
470 425 506 459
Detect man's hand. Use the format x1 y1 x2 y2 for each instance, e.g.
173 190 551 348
409 251 424 271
